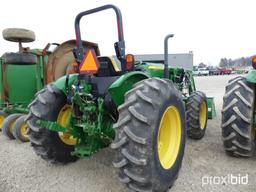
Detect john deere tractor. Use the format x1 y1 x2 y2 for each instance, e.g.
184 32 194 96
26 5 215 192
221 56 256 157
0 28 99 142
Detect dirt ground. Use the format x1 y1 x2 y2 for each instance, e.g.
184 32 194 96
0 75 255 192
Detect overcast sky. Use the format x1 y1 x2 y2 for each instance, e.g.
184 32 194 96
0 0 256 66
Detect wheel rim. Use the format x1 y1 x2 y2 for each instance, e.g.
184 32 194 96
200 101 207 130
0 115 5 129
157 106 181 169
20 123 29 140
57 105 77 145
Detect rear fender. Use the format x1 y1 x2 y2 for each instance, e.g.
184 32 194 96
52 73 79 95
108 72 149 106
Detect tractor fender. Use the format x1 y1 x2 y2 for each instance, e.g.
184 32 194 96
52 73 79 95
108 71 149 106
246 70 256 83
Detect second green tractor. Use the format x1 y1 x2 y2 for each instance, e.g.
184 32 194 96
0 28 97 142
26 4 215 192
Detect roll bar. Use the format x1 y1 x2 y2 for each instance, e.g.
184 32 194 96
73 4 126 72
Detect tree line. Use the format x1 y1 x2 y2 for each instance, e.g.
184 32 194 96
197 56 253 68
219 57 252 68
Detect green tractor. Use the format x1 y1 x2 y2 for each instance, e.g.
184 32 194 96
26 4 215 192
221 56 256 157
0 28 98 142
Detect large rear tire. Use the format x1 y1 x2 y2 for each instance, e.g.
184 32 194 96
111 78 186 192
27 84 78 163
221 76 255 157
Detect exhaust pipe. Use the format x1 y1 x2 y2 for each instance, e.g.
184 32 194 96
164 34 174 79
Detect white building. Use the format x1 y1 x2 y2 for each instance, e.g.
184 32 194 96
134 52 193 70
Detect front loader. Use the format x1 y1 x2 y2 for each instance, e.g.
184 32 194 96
27 4 215 192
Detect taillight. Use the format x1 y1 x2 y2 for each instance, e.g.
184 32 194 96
252 56 256 69
125 54 134 71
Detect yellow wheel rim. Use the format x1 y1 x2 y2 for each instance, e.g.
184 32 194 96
57 105 77 145
20 123 29 140
199 101 207 130
0 115 5 130
157 106 181 169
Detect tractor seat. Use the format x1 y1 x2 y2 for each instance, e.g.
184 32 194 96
96 56 121 77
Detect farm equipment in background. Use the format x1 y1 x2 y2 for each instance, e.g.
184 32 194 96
26 4 216 192
0 28 98 142
219 67 232 75
208 66 220 76
221 56 256 157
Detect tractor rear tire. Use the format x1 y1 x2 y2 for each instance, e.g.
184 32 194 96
186 91 208 139
0 110 7 131
111 78 186 192
2 28 35 43
13 115 30 142
2 114 22 139
221 76 255 157
27 84 78 164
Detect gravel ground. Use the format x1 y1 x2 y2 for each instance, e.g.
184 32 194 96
0 74 255 192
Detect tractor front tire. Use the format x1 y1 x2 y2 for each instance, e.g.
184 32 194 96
27 85 78 164
13 115 30 142
221 76 255 157
111 78 186 192
186 91 208 139
2 114 22 139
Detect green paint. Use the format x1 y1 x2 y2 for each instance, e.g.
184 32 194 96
133 62 196 94
38 120 67 132
6 106 28 113
246 70 256 83
6 63 37 104
71 88 115 156
186 70 196 93
0 59 4 105
207 97 216 119
108 71 149 105
52 74 79 94
0 49 49 113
